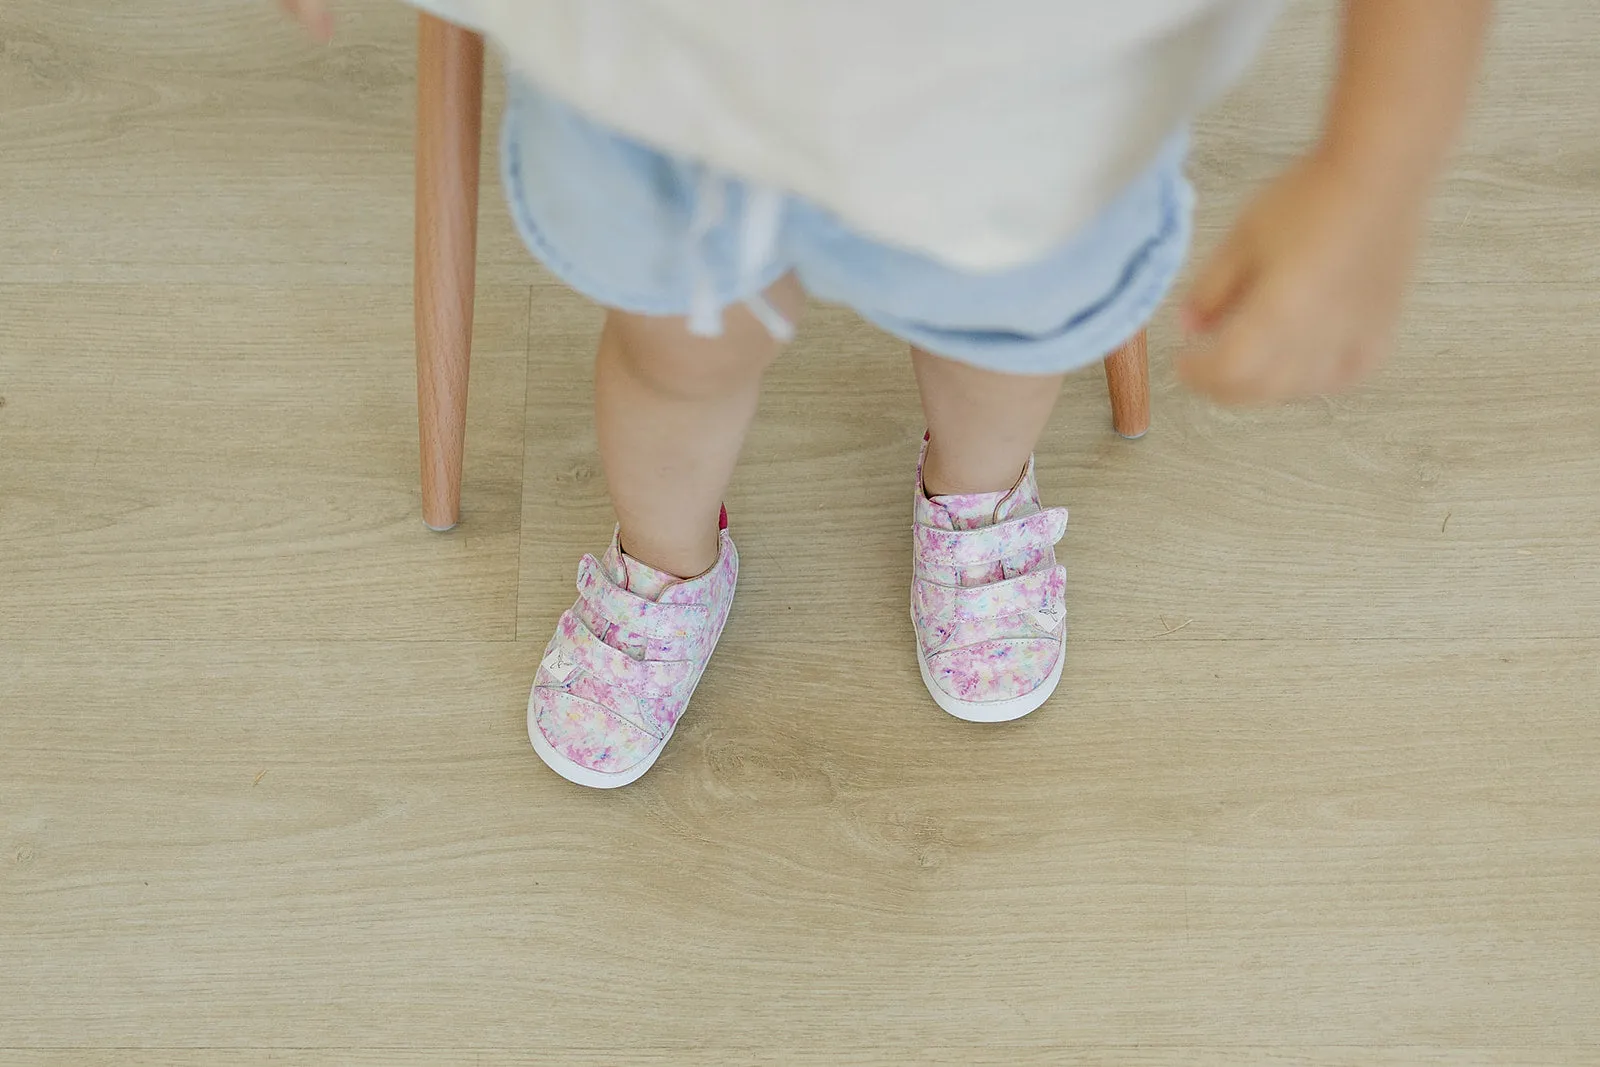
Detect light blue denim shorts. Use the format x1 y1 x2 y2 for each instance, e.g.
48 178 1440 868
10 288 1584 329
501 75 1194 375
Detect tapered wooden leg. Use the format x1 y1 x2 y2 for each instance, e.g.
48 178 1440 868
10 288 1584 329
1103 329 1151 440
415 14 484 531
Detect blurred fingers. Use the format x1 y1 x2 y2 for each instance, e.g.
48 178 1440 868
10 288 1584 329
280 0 334 40
1181 232 1252 334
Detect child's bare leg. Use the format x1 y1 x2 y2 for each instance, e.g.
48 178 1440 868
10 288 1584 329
596 275 805 578
911 346 1066 495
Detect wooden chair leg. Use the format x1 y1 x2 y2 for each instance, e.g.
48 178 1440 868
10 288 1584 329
1103 329 1151 440
415 14 484 531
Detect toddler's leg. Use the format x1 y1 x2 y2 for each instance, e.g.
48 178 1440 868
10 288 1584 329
911 347 1065 495
908 344 1071 723
530 276 804 789
596 276 805 577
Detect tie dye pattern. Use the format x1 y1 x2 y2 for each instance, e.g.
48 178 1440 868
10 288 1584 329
529 525 737 786
912 441 1068 715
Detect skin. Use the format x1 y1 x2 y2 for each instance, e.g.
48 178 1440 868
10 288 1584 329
280 0 1492 574
914 352 1064 497
279 0 332 42
596 278 805 579
1178 1 1494 404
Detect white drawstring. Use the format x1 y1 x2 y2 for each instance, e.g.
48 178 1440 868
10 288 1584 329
685 169 793 342
739 186 795 343
686 170 727 338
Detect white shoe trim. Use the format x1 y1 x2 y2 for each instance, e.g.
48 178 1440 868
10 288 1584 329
528 594 733 790
911 604 1064 723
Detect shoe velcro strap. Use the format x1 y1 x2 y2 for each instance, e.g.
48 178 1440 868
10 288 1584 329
914 565 1066 624
913 508 1067 568
556 612 696 697
576 555 711 639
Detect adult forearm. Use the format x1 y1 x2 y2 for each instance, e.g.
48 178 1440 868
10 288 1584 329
1320 0 1492 190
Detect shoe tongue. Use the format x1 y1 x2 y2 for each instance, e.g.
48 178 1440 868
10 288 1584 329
930 476 1039 531
603 543 680 602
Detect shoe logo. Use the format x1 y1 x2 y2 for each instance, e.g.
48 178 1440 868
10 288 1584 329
541 648 580 682
1028 606 1063 633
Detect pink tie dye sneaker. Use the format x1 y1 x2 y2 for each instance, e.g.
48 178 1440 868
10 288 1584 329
528 511 737 788
911 441 1068 723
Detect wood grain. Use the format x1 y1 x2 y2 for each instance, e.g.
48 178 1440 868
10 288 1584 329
1104 329 1152 438
2 1052 1594 1067
3 638 1595 1051
0 285 528 639
413 13 485 531
2 0 1598 1062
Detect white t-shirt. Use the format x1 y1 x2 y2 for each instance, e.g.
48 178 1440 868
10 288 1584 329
414 0 1281 271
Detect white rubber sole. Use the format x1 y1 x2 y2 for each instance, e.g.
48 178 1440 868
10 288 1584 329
529 706 678 789
528 611 728 790
912 606 1064 723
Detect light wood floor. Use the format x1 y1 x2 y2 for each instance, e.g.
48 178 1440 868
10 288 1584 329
3 2 1598 1063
